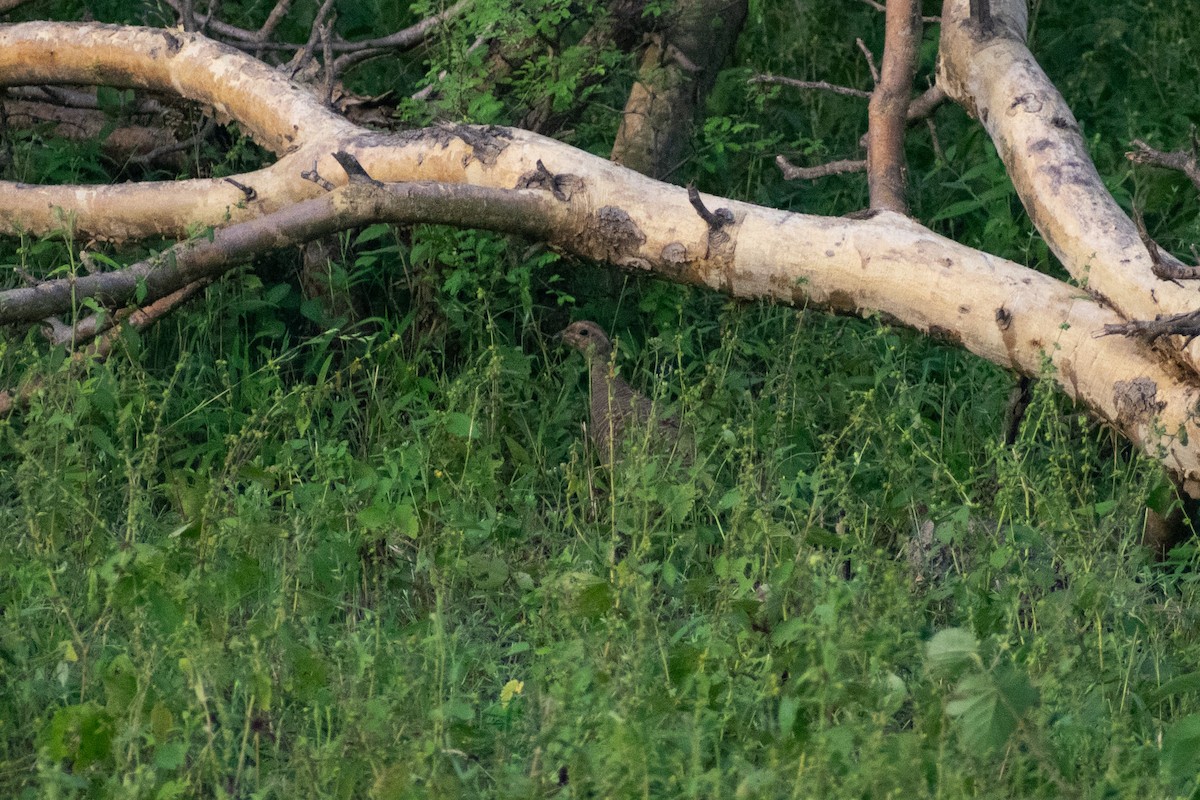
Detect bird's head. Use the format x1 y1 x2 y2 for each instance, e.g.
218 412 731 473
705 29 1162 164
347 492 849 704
558 320 614 358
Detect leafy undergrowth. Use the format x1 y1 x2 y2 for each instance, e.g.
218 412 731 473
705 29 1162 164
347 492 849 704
4 281 1200 798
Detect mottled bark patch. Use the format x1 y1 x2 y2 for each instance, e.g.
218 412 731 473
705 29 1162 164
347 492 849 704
1114 377 1165 426
660 242 687 264
587 206 646 261
515 162 584 201
424 125 512 166
1008 93 1043 114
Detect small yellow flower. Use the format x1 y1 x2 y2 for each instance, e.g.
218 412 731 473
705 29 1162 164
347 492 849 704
499 679 524 709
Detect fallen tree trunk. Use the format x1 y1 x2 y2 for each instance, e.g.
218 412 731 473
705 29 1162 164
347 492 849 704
1 20 1199 491
937 0 1200 373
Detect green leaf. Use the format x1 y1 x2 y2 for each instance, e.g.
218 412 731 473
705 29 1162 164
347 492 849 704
444 412 478 439
357 502 391 531
354 223 393 245
103 654 138 714
926 628 979 678
946 667 1038 754
1150 671 1200 702
154 741 188 770
778 695 800 739
770 617 808 646
1162 714 1200 786
41 702 114 768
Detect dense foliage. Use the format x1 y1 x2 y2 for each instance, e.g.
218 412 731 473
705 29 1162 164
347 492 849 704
3 0 1200 797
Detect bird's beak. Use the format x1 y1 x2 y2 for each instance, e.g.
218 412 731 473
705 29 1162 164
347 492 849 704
554 327 567 340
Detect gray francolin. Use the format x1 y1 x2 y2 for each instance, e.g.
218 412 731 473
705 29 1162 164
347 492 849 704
559 320 684 464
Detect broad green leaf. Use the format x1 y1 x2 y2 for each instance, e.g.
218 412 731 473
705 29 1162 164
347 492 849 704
926 628 979 678
1162 714 1200 786
947 667 1038 754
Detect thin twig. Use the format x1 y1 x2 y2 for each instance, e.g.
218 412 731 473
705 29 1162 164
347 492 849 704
1101 309 1200 346
255 0 295 43
286 0 337 78
776 155 867 180
1127 136 1200 194
856 38 880 84
749 74 871 99
52 277 215 348
1132 207 1200 281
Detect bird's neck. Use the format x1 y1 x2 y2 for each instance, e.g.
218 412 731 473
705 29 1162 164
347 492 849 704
588 356 615 397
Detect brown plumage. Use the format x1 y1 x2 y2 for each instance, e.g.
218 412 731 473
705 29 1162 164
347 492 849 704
559 320 680 461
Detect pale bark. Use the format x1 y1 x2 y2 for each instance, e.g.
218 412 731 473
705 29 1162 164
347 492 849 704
937 0 1200 371
2 21 1200 491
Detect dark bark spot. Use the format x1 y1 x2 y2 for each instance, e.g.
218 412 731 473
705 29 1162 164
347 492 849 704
928 325 962 346
995 306 1012 329
1114 377 1165 426
661 242 687 264
959 305 971 314
589 206 646 260
1030 139 1053 153
425 125 512 166
825 290 857 313
163 31 181 55
1009 93 1043 114
515 161 583 201
1050 116 1076 131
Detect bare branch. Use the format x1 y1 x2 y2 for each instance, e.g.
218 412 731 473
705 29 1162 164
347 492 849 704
776 155 867 180
866 0 922 213
129 117 216 168
0 179 563 325
179 0 197 32
285 0 337 78
255 0 295 43
937 0 1200 375
908 83 948 120
856 38 880 84
749 74 871 99
1102 310 1200 346
1132 208 1200 282
54 277 216 348
1127 137 1200 194
160 0 466 71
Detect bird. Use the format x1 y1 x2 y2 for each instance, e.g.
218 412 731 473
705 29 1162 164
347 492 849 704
559 320 683 464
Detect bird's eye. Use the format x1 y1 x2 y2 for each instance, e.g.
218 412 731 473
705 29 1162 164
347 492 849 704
580 329 589 336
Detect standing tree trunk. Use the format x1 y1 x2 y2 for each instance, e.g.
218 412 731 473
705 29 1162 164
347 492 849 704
609 0 747 181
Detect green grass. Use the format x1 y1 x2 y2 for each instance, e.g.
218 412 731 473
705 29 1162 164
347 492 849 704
5 0 1200 796
3 288 1196 798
